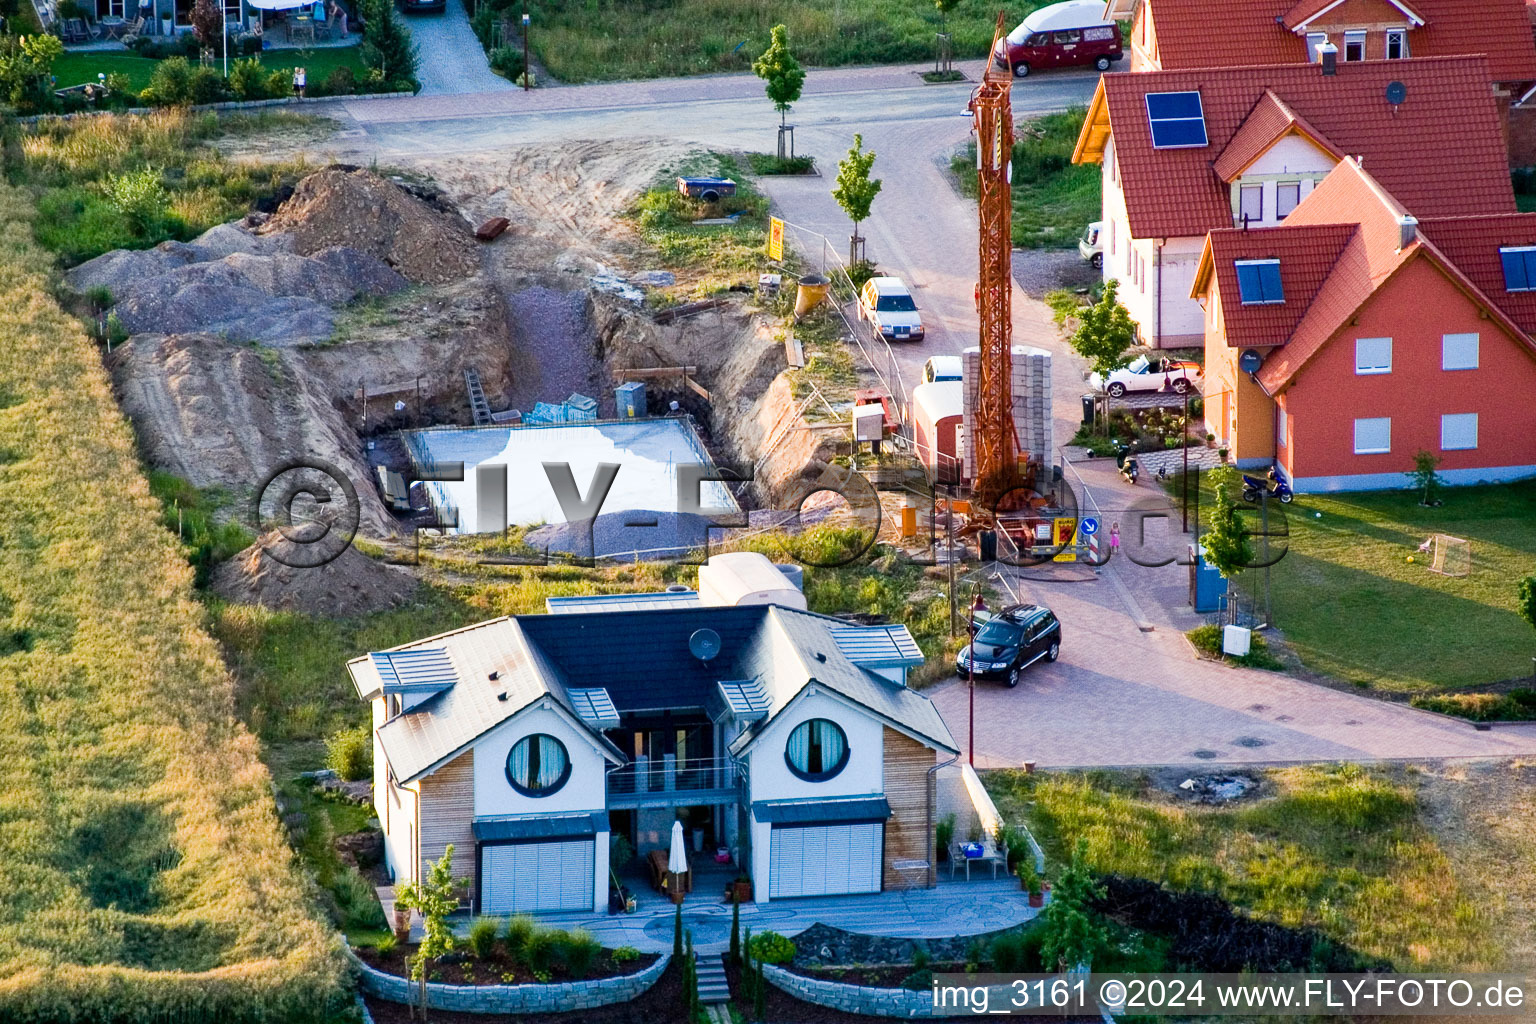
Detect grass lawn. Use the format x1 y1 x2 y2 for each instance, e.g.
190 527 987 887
987 766 1499 971
953 108 1101 248
1170 471 1536 694
519 0 1038 83
52 44 369 92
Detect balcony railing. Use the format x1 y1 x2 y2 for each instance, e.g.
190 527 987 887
607 756 741 807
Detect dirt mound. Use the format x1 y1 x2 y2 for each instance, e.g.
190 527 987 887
211 534 418 616
260 168 480 285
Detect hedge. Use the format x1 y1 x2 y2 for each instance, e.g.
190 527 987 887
0 183 350 1020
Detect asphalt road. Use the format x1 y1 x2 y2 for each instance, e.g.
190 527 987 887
307 63 1536 767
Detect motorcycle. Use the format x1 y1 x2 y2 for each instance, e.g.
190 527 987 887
1120 455 1140 485
1242 471 1293 504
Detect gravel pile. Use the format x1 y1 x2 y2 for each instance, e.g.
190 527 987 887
260 168 480 285
210 533 418 616
526 510 714 561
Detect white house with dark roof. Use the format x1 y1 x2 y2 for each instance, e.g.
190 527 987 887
349 556 976 912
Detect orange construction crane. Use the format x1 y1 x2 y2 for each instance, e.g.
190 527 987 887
969 12 1023 511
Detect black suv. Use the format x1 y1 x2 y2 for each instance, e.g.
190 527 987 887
955 603 1061 687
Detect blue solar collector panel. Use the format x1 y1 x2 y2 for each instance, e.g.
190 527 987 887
1145 91 1208 149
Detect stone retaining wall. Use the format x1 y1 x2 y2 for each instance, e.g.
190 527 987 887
350 949 669 1014
763 963 937 1018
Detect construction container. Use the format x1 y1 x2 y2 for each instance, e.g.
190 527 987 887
913 380 964 485
615 381 647 419
566 393 598 421
794 274 831 317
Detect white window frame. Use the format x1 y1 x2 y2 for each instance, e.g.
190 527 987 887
1441 332 1479 371
1385 28 1408 59
1277 406 1287 447
1276 181 1301 219
1440 413 1478 451
1354 337 1392 375
1343 30 1366 61
1306 32 1329 61
1239 183 1263 225
1108 218 1116 255
1353 417 1391 455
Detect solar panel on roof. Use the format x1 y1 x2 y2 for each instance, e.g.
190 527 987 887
1235 259 1284 304
1500 247 1536 291
1145 91 1208 149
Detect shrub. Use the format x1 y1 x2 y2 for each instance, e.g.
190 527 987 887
229 57 278 100
505 913 537 964
360 0 420 87
935 813 955 861
524 927 563 974
189 65 230 105
143 55 196 105
322 65 358 96
748 930 796 965
489 45 525 80
900 968 933 991
325 724 372 780
1410 693 1536 722
332 865 387 930
467 917 500 960
376 931 398 955
990 929 1038 972
612 945 640 963
561 928 601 978
103 166 169 232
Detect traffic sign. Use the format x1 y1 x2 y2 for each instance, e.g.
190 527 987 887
1080 517 1099 535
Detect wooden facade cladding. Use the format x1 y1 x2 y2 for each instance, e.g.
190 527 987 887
881 727 936 889
418 750 476 897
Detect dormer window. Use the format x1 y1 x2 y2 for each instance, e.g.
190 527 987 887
1343 30 1365 62
507 734 571 796
785 719 849 781
1235 259 1284 304
1385 28 1408 59
1499 247 1536 291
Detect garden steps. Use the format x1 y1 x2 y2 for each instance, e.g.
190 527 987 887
695 953 730 1004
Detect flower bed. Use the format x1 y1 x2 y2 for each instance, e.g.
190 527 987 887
351 948 668 1014
353 941 658 986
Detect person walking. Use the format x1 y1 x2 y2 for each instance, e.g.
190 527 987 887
1109 522 1120 556
292 65 306 97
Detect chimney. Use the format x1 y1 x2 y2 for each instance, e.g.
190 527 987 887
1397 213 1418 249
1318 41 1338 75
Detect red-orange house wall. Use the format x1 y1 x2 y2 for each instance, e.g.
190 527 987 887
1279 255 1536 487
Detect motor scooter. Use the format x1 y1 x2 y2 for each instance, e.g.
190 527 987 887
1241 469 1293 503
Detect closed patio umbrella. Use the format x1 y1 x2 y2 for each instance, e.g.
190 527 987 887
668 820 688 902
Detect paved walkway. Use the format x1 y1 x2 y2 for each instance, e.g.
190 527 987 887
406 0 514 96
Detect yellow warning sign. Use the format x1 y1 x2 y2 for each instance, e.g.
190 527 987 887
768 217 785 261
1052 517 1077 562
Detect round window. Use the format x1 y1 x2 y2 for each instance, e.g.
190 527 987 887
506 734 571 797
784 718 849 781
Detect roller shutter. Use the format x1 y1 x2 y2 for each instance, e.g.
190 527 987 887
768 823 882 898
480 839 594 912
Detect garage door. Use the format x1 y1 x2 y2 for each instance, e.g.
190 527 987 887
769 823 883 898
480 839 594 913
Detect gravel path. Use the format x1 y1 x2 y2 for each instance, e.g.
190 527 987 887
408 0 515 96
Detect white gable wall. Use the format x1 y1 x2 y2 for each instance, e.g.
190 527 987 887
471 701 609 818
1229 135 1336 228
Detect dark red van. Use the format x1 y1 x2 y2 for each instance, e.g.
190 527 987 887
993 0 1122 78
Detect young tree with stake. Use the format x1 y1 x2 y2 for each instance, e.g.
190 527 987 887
753 24 805 160
833 133 882 268
395 844 469 1021
934 0 960 72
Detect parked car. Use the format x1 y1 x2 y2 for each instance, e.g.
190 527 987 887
858 276 925 342
922 355 962 384
401 0 445 13
1089 354 1201 398
1079 221 1103 268
993 0 1122 78
956 604 1062 687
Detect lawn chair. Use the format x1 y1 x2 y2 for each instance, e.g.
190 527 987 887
62 17 87 41
115 14 144 40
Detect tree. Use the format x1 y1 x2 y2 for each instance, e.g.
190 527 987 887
729 892 741 965
0 34 63 114
1519 578 1536 677
672 900 683 959
190 0 223 50
395 844 468 1020
752 24 804 158
934 0 961 71
832 133 882 267
1409 449 1443 506
359 0 420 89
1070 279 1136 379
1038 839 1108 973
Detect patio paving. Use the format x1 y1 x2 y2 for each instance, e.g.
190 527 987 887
382 873 1038 955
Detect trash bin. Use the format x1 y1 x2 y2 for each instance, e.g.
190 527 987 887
794 274 831 317
1081 393 1096 426
979 529 998 562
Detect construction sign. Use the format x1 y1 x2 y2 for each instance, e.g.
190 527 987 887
1052 517 1077 562
767 218 785 261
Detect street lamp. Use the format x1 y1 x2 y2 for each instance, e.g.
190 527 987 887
966 590 987 767
521 8 530 91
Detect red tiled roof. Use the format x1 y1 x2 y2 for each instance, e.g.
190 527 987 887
1144 0 1536 81
1282 0 1425 31
1211 90 1343 181
1098 56 1515 239
1418 213 1536 334
1198 223 1359 347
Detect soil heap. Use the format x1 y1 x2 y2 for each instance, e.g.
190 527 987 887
260 168 480 285
210 533 418 616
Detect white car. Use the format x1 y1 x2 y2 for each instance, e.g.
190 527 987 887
858 276 925 342
922 355 962 384
1078 221 1103 268
1089 354 1201 398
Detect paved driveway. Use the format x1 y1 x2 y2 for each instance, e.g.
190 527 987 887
405 0 515 96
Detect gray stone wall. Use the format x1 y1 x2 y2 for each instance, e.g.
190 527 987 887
350 949 669 1013
763 962 938 1018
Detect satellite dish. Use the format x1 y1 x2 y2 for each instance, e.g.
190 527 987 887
688 628 722 662
1239 349 1264 374
1385 81 1407 105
